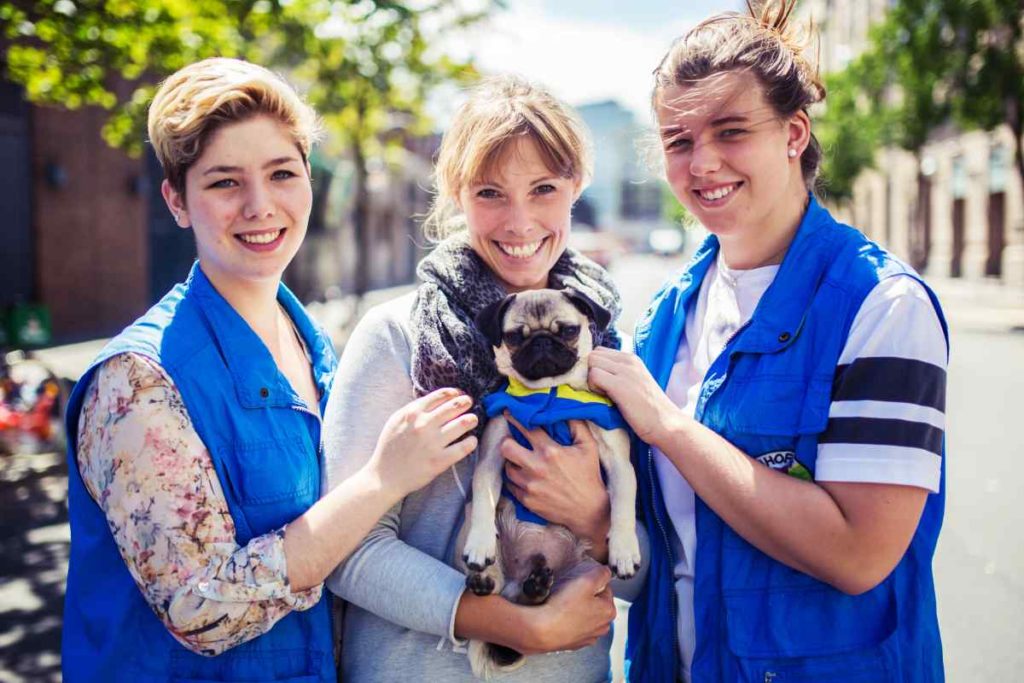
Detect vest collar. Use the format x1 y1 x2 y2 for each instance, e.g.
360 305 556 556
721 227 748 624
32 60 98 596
186 262 332 411
732 195 842 354
637 195 843 385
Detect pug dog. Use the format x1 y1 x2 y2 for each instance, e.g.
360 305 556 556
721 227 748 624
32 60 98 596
454 288 641 679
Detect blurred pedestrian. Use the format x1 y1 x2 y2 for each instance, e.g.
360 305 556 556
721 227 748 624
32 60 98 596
587 2 948 681
62 57 477 682
321 75 645 681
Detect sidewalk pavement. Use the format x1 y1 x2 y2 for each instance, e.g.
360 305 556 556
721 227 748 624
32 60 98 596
927 276 1024 333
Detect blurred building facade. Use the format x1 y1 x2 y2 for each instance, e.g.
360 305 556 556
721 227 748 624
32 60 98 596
576 100 670 247
800 0 1024 286
0 77 432 344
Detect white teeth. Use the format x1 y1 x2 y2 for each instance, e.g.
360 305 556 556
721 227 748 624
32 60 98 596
499 240 542 258
238 230 282 245
699 184 737 201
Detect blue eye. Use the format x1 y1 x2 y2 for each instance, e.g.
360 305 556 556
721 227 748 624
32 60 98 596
208 178 238 189
720 128 747 138
534 183 557 195
477 188 500 199
272 169 298 180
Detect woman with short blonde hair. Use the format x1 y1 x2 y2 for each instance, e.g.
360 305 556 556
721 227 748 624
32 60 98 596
63 57 478 682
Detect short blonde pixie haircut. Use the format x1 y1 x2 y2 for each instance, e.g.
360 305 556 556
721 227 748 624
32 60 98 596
424 76 593 240
148 57 320 194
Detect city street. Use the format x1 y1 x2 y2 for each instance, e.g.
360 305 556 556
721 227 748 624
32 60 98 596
1 252 1023 681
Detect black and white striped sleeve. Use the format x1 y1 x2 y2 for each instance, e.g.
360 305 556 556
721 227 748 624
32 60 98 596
815 276 947 493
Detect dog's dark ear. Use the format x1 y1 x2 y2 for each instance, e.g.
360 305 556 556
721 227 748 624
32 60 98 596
475 294 517 347
562 289 612 332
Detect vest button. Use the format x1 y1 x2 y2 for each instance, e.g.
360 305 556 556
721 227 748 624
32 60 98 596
260 387 269 398
778 332 791 343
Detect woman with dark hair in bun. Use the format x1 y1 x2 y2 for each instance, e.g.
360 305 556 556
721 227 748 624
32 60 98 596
588 2 947 681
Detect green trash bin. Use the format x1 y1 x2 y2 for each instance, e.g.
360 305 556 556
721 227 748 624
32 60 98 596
9 304 53 348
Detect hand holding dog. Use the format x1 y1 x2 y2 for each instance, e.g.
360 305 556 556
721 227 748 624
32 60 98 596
518 564 617 655
588 347 680 446
368 388 478 498
501 414 611 561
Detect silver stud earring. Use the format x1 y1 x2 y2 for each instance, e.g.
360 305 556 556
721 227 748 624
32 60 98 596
788 148 798 158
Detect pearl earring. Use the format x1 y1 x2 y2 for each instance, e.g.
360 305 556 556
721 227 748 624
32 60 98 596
788 148 798 158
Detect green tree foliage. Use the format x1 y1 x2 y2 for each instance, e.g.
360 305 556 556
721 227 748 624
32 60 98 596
855 0 1022 186
1 0 499 293
814 62 883 203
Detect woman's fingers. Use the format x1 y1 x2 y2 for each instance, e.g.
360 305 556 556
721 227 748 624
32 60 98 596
499 434 535 470
503 412 556 450
442 435 478 465
428 393 474 422
416 387 465 412
439 412 478 444
580 564 613 595
567 419 597 447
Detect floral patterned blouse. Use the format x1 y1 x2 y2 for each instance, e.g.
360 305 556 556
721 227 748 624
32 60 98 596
76 352 322 656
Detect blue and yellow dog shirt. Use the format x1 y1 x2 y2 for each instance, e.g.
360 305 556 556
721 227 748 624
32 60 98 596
481 377 628 525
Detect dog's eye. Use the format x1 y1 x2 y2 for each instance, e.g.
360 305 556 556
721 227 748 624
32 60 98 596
558 325 580 340
502 330 525 345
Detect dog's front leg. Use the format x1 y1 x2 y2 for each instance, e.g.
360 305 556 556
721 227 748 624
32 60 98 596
462 417 509 584
592 426 642 579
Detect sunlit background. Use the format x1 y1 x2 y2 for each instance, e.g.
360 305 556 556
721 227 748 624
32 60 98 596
1 1 1021 681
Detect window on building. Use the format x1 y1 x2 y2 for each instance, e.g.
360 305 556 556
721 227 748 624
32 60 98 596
989 145 1009 193
952 155 967 199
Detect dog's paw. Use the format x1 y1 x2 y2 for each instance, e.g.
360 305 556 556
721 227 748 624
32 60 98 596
521 561 555 604
466 571 497 596
462 524 498 572
607 528 642 580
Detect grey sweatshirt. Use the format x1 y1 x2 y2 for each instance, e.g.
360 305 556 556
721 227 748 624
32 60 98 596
322 292 647 682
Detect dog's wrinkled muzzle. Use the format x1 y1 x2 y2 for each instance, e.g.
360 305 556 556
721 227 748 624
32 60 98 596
512 335 577 380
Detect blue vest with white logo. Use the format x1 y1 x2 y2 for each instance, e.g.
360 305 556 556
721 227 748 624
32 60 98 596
625 198 947 682
482 379 628 525
62 263 337 682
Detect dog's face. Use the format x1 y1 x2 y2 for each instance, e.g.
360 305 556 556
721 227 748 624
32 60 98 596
476 289 612 388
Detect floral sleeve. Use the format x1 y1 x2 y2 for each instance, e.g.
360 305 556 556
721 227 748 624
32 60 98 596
76 352 322 656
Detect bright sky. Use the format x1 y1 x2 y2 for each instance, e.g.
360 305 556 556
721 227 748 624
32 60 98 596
439 0 739 123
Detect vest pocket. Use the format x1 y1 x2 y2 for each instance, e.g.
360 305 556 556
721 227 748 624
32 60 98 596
233 437 316 505
723 583 898 681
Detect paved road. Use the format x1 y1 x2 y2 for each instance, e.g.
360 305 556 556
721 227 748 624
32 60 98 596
1 252 1022 681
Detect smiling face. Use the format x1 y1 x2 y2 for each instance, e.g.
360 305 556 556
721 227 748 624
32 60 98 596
459 137 579 293
656 71 809 254
161 114 312 296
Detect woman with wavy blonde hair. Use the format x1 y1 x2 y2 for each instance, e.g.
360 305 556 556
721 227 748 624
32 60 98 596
588 2 947 680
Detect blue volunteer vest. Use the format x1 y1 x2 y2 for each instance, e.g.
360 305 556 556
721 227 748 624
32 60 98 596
625 197 947 682
62 262 338 682
482 378 627 525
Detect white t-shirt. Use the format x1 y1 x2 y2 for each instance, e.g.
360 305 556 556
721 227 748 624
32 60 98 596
652 252 947 680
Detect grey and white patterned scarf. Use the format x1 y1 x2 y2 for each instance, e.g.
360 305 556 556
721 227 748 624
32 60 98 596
410 233 623 428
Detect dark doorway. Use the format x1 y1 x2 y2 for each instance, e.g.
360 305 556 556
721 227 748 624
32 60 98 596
951 198 966 278
911 175 932 272
986 192 1006 277
0 79 33 307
